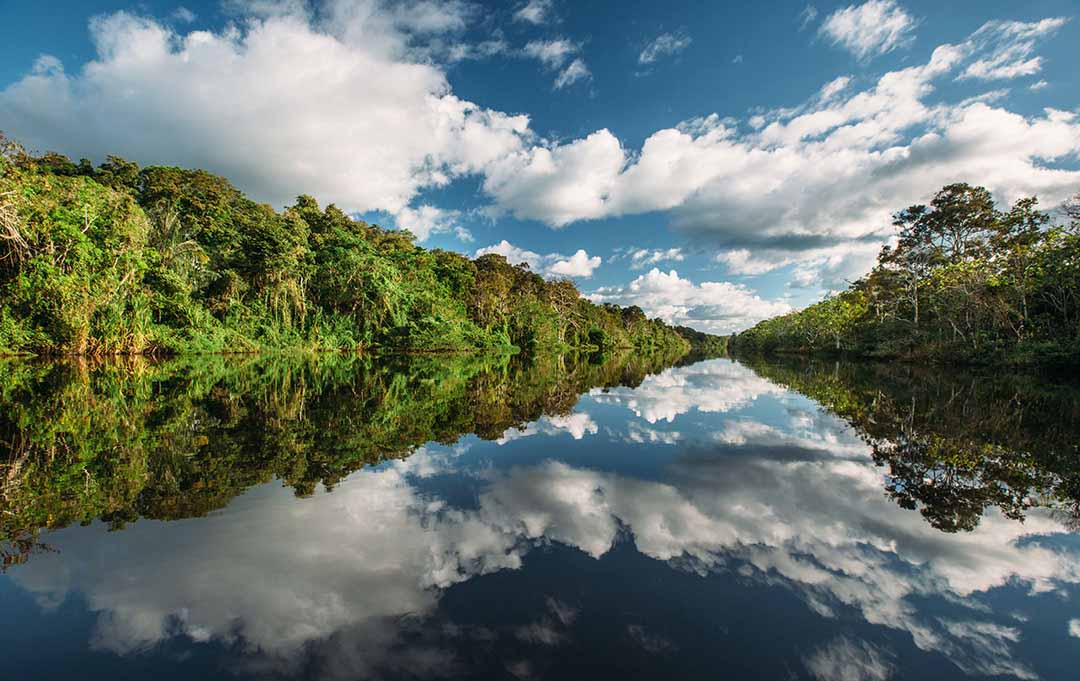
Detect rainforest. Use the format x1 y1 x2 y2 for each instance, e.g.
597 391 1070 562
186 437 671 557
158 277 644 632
0 137 700 358
731 183 1080 369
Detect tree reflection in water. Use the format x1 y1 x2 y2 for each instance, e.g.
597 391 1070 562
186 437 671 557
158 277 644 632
0 349 683 568
736 355 1080 532
3 354 1080 680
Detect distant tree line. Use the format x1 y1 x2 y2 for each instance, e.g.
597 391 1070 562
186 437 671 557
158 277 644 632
732 183 1080 368
0 137 708 356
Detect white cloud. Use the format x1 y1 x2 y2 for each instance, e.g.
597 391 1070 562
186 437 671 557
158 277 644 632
497 412 598 444
638 32 692 65
1068 619 1080 638
588 268 791 335
522 38 577 68
1029 80 1049 91
386 0 476 34
818 74 852 101
819 0 917 61
618 247 685 269
718 242 881 294
10 359 1080 678
799 5 819 31
622 422 682 445
548 248 601 276
170 6 196 23
446 36 509 62
3 2 1076 284
959 17 1068 81
522 39 590 89
453 225 474 242
474 239 601 278
716 249 790 276
12 456 525 664
553 58 590 89
483 22 1080 281
804 636 895 681
732 54 744 64
513 0 553 25
0 3 531 241
715 417 870 459
590 359 787 423
393 204 459 241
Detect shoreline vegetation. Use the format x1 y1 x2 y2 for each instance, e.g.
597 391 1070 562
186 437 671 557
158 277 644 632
0 349 685 568
0 136 724 359
5 341 1079 570
730 183 1080 370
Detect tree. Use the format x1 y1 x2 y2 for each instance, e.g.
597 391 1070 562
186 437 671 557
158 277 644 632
733 182 1080 368
1063 192 1080 228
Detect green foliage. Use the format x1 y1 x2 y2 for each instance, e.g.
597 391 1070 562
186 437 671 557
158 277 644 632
732 183 1080 368
738 354 1080 533
0 140 699 357
0 348 686 566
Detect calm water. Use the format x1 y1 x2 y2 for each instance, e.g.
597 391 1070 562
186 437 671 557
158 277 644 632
2 352 1080 680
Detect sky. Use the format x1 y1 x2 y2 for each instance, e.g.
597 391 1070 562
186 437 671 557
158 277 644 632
1 0 1079 334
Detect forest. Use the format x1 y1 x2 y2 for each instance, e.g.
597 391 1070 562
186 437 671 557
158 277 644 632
731 183 1080 368
0 137 697 357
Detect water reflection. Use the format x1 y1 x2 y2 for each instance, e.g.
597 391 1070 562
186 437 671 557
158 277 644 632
737 355 1080 532
2 353 1080 680
0 350 681 566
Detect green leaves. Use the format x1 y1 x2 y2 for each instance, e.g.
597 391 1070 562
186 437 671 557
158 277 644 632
0 143 699 358
734 183 1080 368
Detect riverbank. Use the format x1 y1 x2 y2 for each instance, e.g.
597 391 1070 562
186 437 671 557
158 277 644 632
0 139 705 359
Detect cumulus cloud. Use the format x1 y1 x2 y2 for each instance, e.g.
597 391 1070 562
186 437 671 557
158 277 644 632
0 2 530 240
638 31 692 65
588 268 791 334
714 417 870 459
819 0 917 61
12 456 525 664
497 412 598 444
1069 619 1080 638
589 358 787 423
959 17 1068 81
513 0 553 25
475 240 601 278
548 247 601 276
483 19 1080 283
393 204 460 241
3 2 1076 287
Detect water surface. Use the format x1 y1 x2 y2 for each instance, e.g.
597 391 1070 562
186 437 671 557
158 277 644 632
2 352 1079 680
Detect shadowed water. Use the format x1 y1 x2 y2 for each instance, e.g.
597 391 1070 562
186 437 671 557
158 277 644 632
2 351 1079 680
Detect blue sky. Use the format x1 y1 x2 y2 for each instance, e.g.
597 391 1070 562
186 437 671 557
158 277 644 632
2 0 1079 332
